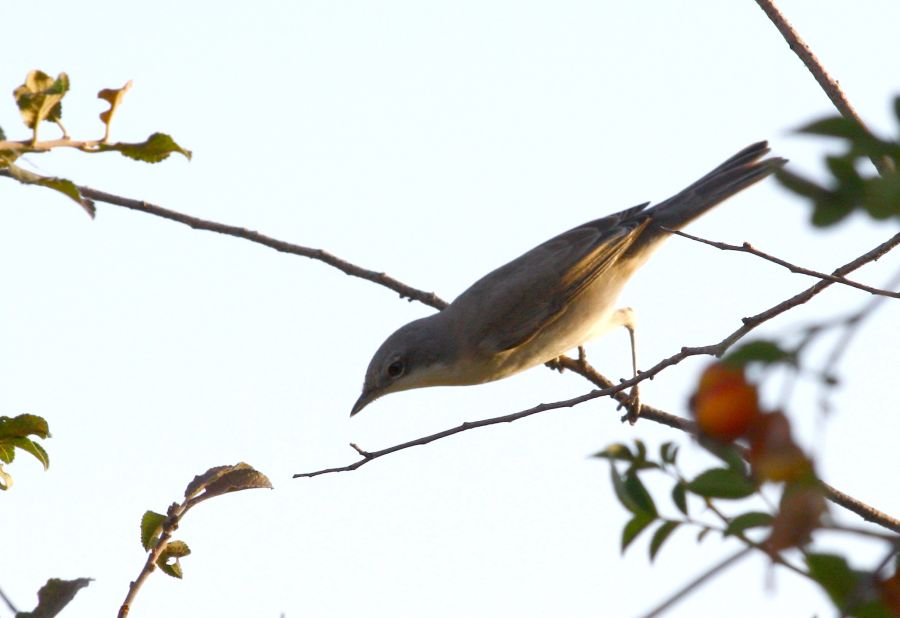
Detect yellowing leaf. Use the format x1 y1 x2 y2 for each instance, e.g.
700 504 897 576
97 80 133 142
13 70 70 138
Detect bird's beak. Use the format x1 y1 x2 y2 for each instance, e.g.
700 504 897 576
350 388 377 417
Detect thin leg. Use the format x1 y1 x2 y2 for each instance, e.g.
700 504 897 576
610 307 641 423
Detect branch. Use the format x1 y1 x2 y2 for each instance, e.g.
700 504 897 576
667 228 900 299
6 175 896 531
639 547 753 618
0 170 448 311
754 0 894 175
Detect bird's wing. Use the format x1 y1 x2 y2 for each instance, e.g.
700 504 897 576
454 203 650 356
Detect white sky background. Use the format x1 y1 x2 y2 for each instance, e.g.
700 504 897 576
2 2 899 617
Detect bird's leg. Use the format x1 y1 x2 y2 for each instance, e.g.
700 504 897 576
611 307 641 423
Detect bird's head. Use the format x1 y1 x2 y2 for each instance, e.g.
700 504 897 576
351 314 460 416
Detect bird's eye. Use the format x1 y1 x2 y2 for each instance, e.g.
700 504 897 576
387 360 405 379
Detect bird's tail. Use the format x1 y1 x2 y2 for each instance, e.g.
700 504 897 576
644 141 786 236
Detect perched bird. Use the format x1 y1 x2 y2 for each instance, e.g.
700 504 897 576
351 141 785 417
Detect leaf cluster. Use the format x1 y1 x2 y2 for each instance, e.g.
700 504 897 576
777 105 900 226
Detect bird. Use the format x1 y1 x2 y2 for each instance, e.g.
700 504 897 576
351 141 786 417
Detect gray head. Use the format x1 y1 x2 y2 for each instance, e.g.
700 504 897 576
351 314 461 416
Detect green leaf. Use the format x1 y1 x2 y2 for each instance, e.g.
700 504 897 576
633 440 647 462
621 512 655 554
724 340 795 368
15 577 92 618
100 132 192 163
0 443 13 464
701 441 747 475
686 468 755 500
184 462 272 502
775 168 831 200
811 196 853 227
649 521 679 562
610 465 639 514
671 482 688 516
659 442 678 465
140 511 166 550
724 511 774 537
806 553 854 603
0 413 50 439
593 443 634 462
5 164 95 217
862 174 900 220
804 554 894 616
1 437 49 469
826 155 865 199
798 116 867 141
13 70 70 131
156 540 191 579
623 470 657 517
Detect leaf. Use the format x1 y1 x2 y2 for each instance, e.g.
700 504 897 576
649 521 679 562
659 441 678 465
621 512 655 554
5 164 95 217
0 443 13 464
623 470 657 517
16 577 91 618
811 196 854 227
0 413 50 439
724 511 774 537
686 468 756 500
633 440 647 463
671 482 688 516
701 441 747 475
2 437 49 469
100 132 192 163
184 462 272 502
775 168 831 200
156 540 191 579
798 116 868 141
862 174 900 220
724 340 795 368
140 511 167 550
0 465 12 490
13 70 70 131
593 443 634 462
97 80 133 141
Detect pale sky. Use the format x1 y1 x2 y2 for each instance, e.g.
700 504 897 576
2 2 899 617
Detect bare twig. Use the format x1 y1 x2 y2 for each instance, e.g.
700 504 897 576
754 0 894 175
0 585 19 614
0 169 448 310
667 228 900 299
639 547 754 618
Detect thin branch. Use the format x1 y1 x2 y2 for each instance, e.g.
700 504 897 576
5 174 896 532
666 228 900 299
639 547 754 618
294 233 900 533
754 0 894 175
118 501 185 618
0 586 19 615
0 170 449 310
